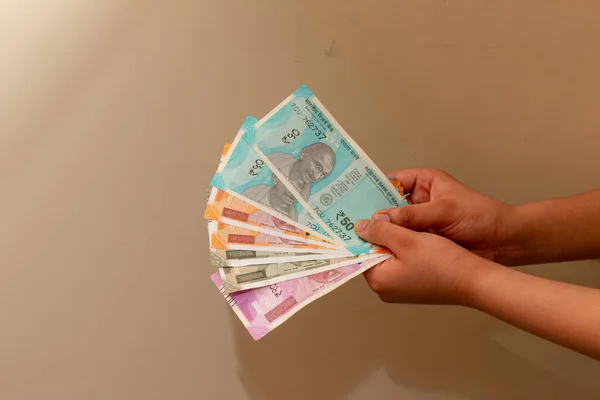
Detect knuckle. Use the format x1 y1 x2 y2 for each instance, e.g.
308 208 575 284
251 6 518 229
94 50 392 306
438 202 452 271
427 168 453 181
366 218 387 237
428 168 447 177
394 205 415 226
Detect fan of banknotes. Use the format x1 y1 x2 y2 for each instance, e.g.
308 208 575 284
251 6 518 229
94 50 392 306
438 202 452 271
205 84 409 340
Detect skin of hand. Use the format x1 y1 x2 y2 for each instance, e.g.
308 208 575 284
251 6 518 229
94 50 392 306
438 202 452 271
380 169 520 265
356 215 600 360
383 169 600 266
354 215 487 305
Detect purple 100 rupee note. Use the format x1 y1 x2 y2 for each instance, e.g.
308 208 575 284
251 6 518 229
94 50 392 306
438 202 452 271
210 255 387 340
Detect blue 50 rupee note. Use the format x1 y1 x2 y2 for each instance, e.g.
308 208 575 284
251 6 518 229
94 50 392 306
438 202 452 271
211 116 347 248
242 85 408 255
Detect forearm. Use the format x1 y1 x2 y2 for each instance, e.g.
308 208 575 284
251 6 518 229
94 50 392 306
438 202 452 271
499 189 600 266
467 260 600 360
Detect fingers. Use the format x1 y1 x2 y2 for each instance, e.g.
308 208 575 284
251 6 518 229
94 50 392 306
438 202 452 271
385 168 449 204
385 169 424 194
362 257 395 295
355 214 414 254
385 169 434 204
376 201 452 231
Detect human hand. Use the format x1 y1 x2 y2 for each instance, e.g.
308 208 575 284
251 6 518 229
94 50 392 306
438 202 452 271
382 169 517 265
355 215 491 305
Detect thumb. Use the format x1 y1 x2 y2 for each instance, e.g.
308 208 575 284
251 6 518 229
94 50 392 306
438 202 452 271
376 201 452 231
354 214 415 254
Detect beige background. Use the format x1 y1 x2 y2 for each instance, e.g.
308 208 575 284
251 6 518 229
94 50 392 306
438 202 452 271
1 1 599 399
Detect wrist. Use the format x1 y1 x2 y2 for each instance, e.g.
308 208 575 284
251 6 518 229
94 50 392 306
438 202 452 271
491 205 535 266
499 190 600 265
462 258 506 309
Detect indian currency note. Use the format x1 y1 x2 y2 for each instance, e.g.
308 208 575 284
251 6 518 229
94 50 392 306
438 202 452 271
207 142 336 248
205 217 348 268
210 255 386 340
205 187 339 249
207 224 387 267
211 116 339 245
242 84 409 255
210 248 352 267
218 253 384 292
207 220 347 255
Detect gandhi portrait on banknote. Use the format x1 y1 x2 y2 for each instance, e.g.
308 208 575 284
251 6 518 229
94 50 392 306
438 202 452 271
242 143 335 221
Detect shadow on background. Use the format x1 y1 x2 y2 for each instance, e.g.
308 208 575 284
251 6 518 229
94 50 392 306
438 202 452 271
231 271 600 400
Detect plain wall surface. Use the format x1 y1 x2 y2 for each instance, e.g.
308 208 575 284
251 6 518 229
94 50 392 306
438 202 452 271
1 1 599 399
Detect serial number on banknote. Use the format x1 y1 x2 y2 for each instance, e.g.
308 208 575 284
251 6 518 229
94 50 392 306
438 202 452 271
279 102 327 142
305 221 321 231
314 206 354 241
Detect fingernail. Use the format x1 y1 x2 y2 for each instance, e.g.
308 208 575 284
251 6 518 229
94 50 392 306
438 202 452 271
374 213 390 222
355 219 370 232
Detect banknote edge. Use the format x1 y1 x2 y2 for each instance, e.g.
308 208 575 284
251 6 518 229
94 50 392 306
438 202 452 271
205 186 341 249
209 219 348 254
221 253 385 292
250 144 350 249
207 139 341 249
211 117 336 244
251 86 401 254
256 85 407 208
254 255 388 339
210 272 255 334
309 94 406 206
210 255 388 341
216 215 342 250
217 251 354 267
